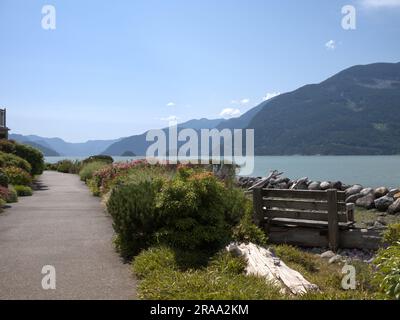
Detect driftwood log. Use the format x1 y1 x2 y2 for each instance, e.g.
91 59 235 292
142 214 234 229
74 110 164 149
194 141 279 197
248 170 284 191
227 242 318 295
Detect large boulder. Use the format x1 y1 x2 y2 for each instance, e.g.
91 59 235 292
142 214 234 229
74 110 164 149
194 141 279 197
360 188 374 197
374 187 389 198
374 196 395 212
345 184 363 197
356 194 375 209
387 188 400 197
346 193 363 204
388 199 400 215
332 181 343 190
320 181 332 190
394 193 400 200
308 181 321 190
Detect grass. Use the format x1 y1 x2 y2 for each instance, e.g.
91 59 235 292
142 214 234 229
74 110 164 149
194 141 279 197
133 246 283 300
354 207 400 228
132 244 378 300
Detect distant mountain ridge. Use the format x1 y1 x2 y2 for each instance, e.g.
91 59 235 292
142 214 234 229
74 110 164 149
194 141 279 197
10 134 121 157
12 62 400 156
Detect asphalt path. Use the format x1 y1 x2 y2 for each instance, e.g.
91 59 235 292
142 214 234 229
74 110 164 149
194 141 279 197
0 171 136 300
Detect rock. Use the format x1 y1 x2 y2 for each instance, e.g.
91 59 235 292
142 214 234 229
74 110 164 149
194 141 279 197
360 188 374 197
374 187 389 198
332 181 342 190
346 193 363 204
320 250 335 259
345 184 363 197
371 221 386 230
394 193 400 200
341 184 351 191
328 255 343 264
356 194 375 209
388 199 400 215
374 196 394 212
308 181 321 190
387 188 400 197
320 181 332 190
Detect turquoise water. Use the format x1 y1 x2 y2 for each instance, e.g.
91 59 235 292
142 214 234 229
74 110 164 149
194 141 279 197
45 156 400 188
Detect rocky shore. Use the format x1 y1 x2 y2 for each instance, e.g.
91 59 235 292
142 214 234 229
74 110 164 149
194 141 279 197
237 174 400 216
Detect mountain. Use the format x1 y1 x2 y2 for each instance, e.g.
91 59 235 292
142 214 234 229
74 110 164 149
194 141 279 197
249 62 400 155
20 140 60 156
102 118 230 156
9 134 121 157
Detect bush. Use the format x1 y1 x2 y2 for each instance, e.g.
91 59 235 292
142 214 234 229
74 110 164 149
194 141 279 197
373 243 400 300
6 185 18 203
107 177 165 259
79 161 109 182
14 143 44 175
0 152 32 173
4 166 32 186
155 170 236 251
0 169 9 187
56 160 81 174
0 185 18 203
232 197 267 246
82 155 114 165
0 139 16 153
14 185 33 197
0 198 6 212
383 223 400 246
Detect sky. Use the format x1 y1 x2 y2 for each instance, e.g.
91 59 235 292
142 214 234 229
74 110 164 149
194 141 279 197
0 0 400 142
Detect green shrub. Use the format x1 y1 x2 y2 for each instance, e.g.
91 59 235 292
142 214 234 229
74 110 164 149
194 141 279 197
14 143 44 175
0 169 9 187
56 160 81 174
0 139 16 154
14 185 33 196
4 166 32 186
232 200 267 246
45 163 57 171
79 161 108 182
0 185 18 203
155 170 234 251
6 185 18 203
383 223 400 246
82 155 113 165
373 243 400 300
0 198 6 212
107 177 165 259
0 152 32 173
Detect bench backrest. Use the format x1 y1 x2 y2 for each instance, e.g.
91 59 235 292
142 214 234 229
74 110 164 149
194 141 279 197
252 188 354 251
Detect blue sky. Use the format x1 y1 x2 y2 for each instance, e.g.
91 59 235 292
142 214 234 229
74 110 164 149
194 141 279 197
1 0 399 142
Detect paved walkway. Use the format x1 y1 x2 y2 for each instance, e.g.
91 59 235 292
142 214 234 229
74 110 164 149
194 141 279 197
0 171 136 300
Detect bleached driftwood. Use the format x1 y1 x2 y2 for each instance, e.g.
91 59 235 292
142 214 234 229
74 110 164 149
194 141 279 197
248 170 284 191
227 242 319 295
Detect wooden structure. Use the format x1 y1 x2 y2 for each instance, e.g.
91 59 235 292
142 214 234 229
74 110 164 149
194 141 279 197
252 187 381 251
0 108 10 139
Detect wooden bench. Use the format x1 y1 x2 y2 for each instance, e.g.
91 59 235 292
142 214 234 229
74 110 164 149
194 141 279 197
252 188 355 251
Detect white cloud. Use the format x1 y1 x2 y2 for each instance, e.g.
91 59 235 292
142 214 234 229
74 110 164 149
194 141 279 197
240 98 250 105
325 40 336 50
220 108 241 118
161 115 179 122
262 92 281 101
361 0 400 8
166 102 175 107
